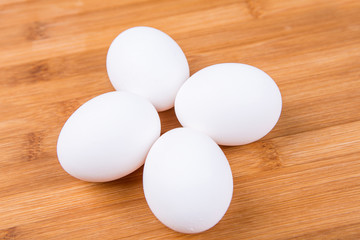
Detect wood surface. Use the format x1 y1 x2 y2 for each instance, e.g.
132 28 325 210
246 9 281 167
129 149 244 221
1 0 360 239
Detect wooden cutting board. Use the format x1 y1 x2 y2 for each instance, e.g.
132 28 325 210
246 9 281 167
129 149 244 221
1 0 359 239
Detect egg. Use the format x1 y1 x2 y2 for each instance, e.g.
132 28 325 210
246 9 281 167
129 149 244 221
57 91 161 182
106 26 190 112
143 128 233 234
175 63 282 146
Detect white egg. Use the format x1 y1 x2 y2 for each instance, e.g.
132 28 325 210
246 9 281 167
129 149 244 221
106 26 190 112
175 63 282 146
57 91 160 182
143 128 233 234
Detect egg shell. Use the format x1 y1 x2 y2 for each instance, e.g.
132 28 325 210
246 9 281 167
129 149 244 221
106 26 190 112
57 91 161 182
175 63 282 146
143 128 233 234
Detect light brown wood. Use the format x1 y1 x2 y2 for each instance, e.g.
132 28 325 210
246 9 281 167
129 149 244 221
1 0 360 239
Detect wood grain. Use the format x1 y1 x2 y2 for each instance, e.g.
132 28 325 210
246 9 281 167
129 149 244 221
1 0 360 239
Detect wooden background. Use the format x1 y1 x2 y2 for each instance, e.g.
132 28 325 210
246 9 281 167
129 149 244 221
1 0 360 239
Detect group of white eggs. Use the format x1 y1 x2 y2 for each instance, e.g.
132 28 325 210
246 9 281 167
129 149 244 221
57 26 282 234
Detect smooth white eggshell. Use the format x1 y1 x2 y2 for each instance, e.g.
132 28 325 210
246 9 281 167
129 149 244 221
175 63 282 146
106 26 190 112
143 128 233 234
57 91 161 182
